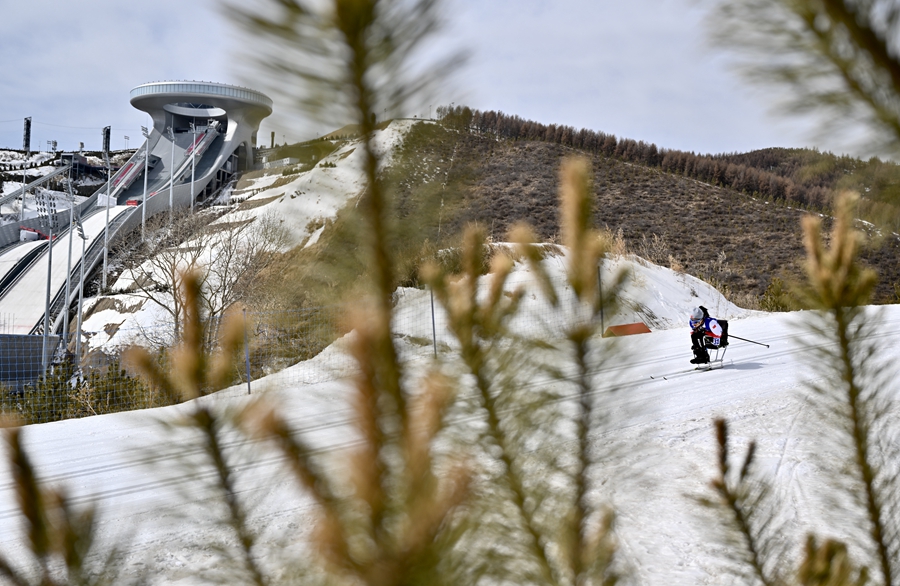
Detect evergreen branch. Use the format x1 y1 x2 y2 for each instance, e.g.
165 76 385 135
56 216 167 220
426 230 562 585
571 332 595 585
473 367 561 586
711 419 779 586
797 193 893 583
833 306 893 586
2 425 127 586
709 0 900 153
237 402 353 570
557 156 624 585
194 407 268 586
55 493 93 584
795 4 900 151
0 556 29 586
344 306 390 549
798 535 869 586
5 426 54 582
818 0 900 95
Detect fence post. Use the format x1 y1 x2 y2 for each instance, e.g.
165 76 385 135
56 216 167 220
42 227 53 375
430 287 437 358
598 262 605 337
244 308 251 394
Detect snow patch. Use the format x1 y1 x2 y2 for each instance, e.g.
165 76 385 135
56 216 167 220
1 244 892 585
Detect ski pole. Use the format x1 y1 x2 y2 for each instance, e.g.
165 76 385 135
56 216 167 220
730 334 769 348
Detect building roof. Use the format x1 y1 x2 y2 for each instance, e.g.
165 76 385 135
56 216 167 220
130 81 273 115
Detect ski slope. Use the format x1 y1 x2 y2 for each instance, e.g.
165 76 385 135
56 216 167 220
77 121 418 353
0 206 131 334
0 254 895 585
0 240 48 284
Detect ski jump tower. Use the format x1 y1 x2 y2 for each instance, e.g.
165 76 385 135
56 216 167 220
128 81 273 212
0 81 272 381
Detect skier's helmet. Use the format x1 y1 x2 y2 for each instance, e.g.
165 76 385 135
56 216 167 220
690 307 704 321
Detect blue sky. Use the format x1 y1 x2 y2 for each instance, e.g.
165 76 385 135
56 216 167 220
0 0 850 156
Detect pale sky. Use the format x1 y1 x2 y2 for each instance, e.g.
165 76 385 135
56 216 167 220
0 0 845 156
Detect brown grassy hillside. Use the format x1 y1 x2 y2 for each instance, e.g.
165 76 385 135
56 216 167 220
391 122 900 304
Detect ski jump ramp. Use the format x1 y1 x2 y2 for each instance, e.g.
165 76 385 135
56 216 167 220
0 207 131 335
0 81 272 339
123 81 273 215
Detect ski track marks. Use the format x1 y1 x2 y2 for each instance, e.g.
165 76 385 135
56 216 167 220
0 307 897 584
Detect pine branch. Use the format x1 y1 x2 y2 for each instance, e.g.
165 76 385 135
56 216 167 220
833 306 893 586
194 407 268 586
797 3 900 149
797 193 893 584
5 426 53 581
818 0 900 93
571 333 592 583
425 229 561 586
711 419 780 586
476 367 561 586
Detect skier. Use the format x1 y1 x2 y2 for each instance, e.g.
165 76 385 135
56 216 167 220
689 306 724 364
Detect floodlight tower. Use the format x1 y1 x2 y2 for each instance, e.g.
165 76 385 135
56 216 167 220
167 125 174 222
190 121 196 212
41 223 53 375
20 117 31 222
101 126 111 291
73 218 87 371
141 126 149 241
62 166 76 351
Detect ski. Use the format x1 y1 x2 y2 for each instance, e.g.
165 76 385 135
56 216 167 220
650 363 724 380
650 367 701 380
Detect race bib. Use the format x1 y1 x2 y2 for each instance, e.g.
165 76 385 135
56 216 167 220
707 320 723 337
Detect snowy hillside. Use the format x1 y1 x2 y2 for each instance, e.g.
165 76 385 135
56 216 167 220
0 150 100 219
0 150 55 172
79 113 750 359
1 244 894 584
0 150 58 205
78 121 416 354
213 120 413 248
2 122 894 584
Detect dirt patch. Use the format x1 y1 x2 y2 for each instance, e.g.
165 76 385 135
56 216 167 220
206 219 255 234
237 195 282 211
83 296 147 321
104 321 125 338
235 170 276 190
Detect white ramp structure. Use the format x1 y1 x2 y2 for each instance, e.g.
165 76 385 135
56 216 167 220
0 81 272 358
0 207 132 334
126 81 273 214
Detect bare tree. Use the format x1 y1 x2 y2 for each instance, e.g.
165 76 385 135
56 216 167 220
121 211 209 344
200 211 290 343
121 210 289 346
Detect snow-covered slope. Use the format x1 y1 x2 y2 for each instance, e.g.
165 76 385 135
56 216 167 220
3 124 891 584
67 119 749 356
0 150 100 219
1 246 894 585
214 119 413 248
79 121 416 354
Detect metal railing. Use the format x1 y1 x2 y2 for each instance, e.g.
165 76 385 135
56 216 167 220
130 81 274 109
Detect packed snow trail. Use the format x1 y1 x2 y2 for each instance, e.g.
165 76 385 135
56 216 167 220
0 120 889 582
0 206 131 333
0 297 896 584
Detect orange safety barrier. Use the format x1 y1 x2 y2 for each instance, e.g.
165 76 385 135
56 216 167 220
603 322 651 337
